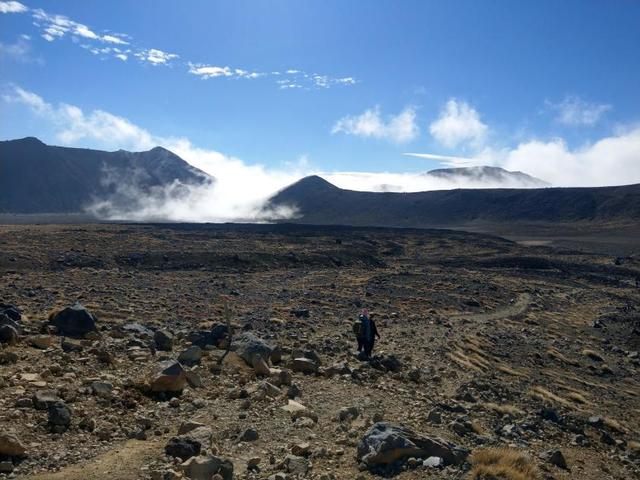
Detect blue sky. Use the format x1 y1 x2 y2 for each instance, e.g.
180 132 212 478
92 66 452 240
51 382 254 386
2 0 640 201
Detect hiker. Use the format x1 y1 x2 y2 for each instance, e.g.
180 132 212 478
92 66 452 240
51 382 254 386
354 308 371 354
364 313 381 357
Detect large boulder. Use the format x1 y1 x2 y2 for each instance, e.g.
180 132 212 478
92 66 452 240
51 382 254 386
232 332 273 365
150 361 187 394
356 422 468 469
49 303 97 338
154 329 174 351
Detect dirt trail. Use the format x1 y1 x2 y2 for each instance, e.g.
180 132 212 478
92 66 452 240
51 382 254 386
451 292 531 322
22 436 167 480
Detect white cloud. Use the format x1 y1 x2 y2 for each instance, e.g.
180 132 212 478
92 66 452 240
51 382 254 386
188 63 234 78
546 95 611 126
0 36 40 63
115 53 127 61
332 106 419 143
135 48 179 65
0 1 27 13
32 8 130 48
429 98 488 148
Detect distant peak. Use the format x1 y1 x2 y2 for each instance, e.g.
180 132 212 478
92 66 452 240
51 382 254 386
14 136 45 145
295 175 336 188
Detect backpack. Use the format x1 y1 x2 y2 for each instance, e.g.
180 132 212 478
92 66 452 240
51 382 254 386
352 317 363 336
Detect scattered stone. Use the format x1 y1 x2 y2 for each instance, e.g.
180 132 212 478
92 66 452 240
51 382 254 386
291 442 311 456
0 433 26 457
290 357 318 374
423 456 443 468
90 380 113 398
426 409 442 424
338 406 360 422
47 401 71 433
238 427 259 442
122 323 153 337
178 345 203 366
181 455 233 480
165 436 202 461
154 329 174 351
61 337 83 352
29 335 53 350
149 361 187 394
33 390 62 410
284 454 309 475
545 449 568 469
290 308 310 318
232 332 273 366
49 303 97 337
252 353 271 376
356 422 468 468
0 325 18 345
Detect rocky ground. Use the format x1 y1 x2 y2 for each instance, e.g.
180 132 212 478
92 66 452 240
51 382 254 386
0 223 639 480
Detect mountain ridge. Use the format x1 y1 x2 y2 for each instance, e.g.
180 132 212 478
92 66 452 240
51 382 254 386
0 137 213 214
268 175 640 226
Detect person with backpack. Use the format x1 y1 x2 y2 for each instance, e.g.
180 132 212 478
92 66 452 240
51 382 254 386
364 313 381 358
353 308 371 354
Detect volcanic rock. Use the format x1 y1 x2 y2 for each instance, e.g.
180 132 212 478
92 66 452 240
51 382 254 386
48 303 97 337
356 422 468 468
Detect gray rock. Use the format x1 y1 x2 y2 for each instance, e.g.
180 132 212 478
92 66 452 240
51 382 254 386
284 454 309 475
423 456 443 468
49 303 97 337
165 436 202 461
0 433 26 457
356 422 468 468
150 361 188 394
178 345 203 366
154 329 173 351
48 401 71 433
238 427 259 442
545 449 568 469
33 390 62 410
181 455 233 480
290 357 318 374
232 332 273 366
0 325 18 345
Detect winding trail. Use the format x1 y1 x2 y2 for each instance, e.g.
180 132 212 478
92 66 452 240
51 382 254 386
451 292 531 322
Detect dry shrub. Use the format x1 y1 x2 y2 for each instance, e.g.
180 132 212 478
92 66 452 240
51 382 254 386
482 403 525 417
628 440 640 455
582 349 604 362
468 447 539 480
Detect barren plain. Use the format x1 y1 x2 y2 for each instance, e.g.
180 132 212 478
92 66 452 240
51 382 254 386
0 223 639 479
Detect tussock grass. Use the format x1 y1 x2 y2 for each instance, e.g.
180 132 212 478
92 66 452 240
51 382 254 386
603 417 627 433
468 447 539 480
565 391 588 404
496 365 524 376
481 402 525 417
582 349 604 362
547 348 579 366
628 441 640 455
530 386 574 409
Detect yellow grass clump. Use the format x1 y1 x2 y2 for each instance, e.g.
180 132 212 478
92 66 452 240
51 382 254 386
481 403 525 417
468 447 539 480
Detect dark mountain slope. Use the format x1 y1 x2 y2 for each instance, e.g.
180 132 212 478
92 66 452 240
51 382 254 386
268 175 640 226
425 166 549 187
0 137 212 213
